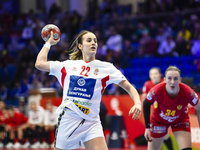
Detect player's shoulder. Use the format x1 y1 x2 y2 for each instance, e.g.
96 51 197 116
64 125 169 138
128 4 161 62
56 60 86 67
13 111 20 117
56 59 114 68
144 80 153 86
152 81 165 91
94 59 112 65
146 82 165 100
180 82 192 90
51 60 69 65
180 82 199 105
179 82 194 95
93 59 114 67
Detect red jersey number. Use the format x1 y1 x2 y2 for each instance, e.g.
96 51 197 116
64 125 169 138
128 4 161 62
80 66 90 77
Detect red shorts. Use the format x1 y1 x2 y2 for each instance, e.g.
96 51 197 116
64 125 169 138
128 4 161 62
150 120 191 138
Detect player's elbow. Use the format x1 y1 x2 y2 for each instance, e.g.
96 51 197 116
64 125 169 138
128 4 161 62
35 61 42 70
35 61 47 71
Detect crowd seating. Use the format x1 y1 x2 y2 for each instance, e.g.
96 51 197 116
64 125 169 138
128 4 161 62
0 54 198 92
1 1 200 106
123 55 198 90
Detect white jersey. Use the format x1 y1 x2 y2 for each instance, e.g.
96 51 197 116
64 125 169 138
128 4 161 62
44 106 58 126
49 59 126 121
28 106 45 124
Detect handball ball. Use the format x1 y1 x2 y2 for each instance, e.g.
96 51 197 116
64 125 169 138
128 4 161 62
41 24 60 42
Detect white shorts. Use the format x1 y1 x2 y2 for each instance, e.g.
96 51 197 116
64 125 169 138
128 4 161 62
54 108 104 149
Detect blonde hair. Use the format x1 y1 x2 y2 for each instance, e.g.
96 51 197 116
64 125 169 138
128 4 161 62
69 30 91 60
165 66 181 76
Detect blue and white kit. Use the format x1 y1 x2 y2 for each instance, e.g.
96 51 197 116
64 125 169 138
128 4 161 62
49 59 126 149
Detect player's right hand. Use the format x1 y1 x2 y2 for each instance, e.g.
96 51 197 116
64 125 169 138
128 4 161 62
46 31 60 46
129 103 141 120
144 128 153 142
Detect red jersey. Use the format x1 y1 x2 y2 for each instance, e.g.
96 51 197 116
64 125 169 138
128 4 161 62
11 112 28 127
3 117 13 127
0 110 3 116
146 82 199 125
142 79 164 94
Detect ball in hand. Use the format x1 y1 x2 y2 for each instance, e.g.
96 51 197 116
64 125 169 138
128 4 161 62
41 24 60 42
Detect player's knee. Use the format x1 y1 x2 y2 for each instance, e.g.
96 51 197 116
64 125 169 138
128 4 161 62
182 148 192 150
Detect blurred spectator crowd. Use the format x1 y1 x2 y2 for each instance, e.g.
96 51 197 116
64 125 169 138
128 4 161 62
1 0 200 106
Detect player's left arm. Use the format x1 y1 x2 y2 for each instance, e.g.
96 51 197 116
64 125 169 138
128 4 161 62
118 80 141 120
193 100 200 127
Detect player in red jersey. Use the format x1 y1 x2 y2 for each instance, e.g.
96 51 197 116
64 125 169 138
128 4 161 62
1 107 14 148
0 101 5 147
142 67 163 101
143 66 200 150
5 106 29 148
142 67 173 150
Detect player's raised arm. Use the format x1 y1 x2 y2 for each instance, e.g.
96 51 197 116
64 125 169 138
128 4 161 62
35 31 60 72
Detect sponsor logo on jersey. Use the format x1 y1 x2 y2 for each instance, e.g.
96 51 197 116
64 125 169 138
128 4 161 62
153 126 166 133
185 107 188 113
73 99 92 106
74 103 90 115
154 126 166 131
77 78 86 86
50 118 56 123
154 101 158 109
147 90 155 100
72 67 77 71
159 111 179 122
153 130 166 133
173 122 189 128
142 86 146 92
191 92 198 105
94 68 99 75
64 98 92 106
177 105 182 110
67 75 96 100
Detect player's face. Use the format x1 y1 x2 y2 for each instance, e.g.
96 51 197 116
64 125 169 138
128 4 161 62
0 101 5 110
8 109 15 117
164 70 181 91
46 103 53 111
149 69 161 84
79 33 98 56
30 103 37 111
2 109 9 118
